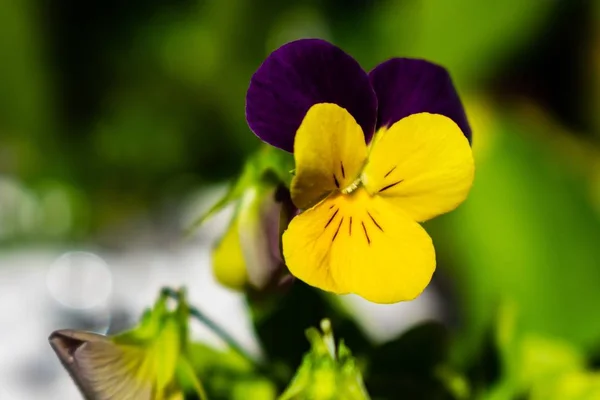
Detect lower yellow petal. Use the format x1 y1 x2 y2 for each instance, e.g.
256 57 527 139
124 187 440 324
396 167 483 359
282 188 435 303
362 113 474 222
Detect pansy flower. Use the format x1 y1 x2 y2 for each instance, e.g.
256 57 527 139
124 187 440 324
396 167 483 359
246 39 474 304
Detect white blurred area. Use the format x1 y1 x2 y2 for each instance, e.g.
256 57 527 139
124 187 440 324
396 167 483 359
0 182 261 399
0 246 262 400
0 180 443 399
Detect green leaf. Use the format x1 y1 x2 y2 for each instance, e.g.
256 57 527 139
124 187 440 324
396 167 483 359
186 342 278 400
444 110 600 358
186 144 294 235
482 302 593 400
530 371 600 400
115 290 171 344
231 378 278 400
174 357 209 400
184 175 250 237
371 0 558 88
0 0 55 140
186 342 253 374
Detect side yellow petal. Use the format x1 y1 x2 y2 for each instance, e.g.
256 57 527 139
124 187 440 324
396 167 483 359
291 103 368 210
362 113 474 222
282 188 435 304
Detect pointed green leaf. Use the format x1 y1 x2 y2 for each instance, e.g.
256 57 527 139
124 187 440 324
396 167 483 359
186 144 294 235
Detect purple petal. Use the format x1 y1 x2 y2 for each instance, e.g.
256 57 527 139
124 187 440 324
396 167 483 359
246 39 378 152
369 58 472 142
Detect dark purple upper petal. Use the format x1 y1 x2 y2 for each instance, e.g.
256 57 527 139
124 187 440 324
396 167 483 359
246 39 378 152
369 58 472 142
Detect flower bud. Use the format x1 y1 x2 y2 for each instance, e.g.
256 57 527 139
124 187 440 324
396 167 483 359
212 182 295 292
49 291 205 399
280 319 371 400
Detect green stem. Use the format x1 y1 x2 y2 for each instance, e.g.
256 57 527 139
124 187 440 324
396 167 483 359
161 288 265 372
189 306 261 365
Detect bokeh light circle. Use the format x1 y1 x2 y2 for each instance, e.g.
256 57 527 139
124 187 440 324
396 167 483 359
46 251 113 309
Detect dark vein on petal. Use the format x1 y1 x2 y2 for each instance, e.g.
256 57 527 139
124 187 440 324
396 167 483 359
325 209 339 229
361 221 371 245
379 179 404 193
384 166 397 178
348 216 352 236
367 211 384 232
340 162 345 179
332 217 344 242
334 174 340 188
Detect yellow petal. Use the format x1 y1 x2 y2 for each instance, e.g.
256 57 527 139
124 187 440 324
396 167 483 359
282 188 435 303
291 103 368 209
212 216 248 290
362 113 474 222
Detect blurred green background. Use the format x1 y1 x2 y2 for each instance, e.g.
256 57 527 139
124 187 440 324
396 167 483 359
1 0 600 398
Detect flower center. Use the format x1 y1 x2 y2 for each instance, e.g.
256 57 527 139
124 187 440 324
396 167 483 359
341 177 361 195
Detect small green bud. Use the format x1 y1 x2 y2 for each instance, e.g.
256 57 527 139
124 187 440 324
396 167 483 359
279 319 371 400
49 290 206 399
